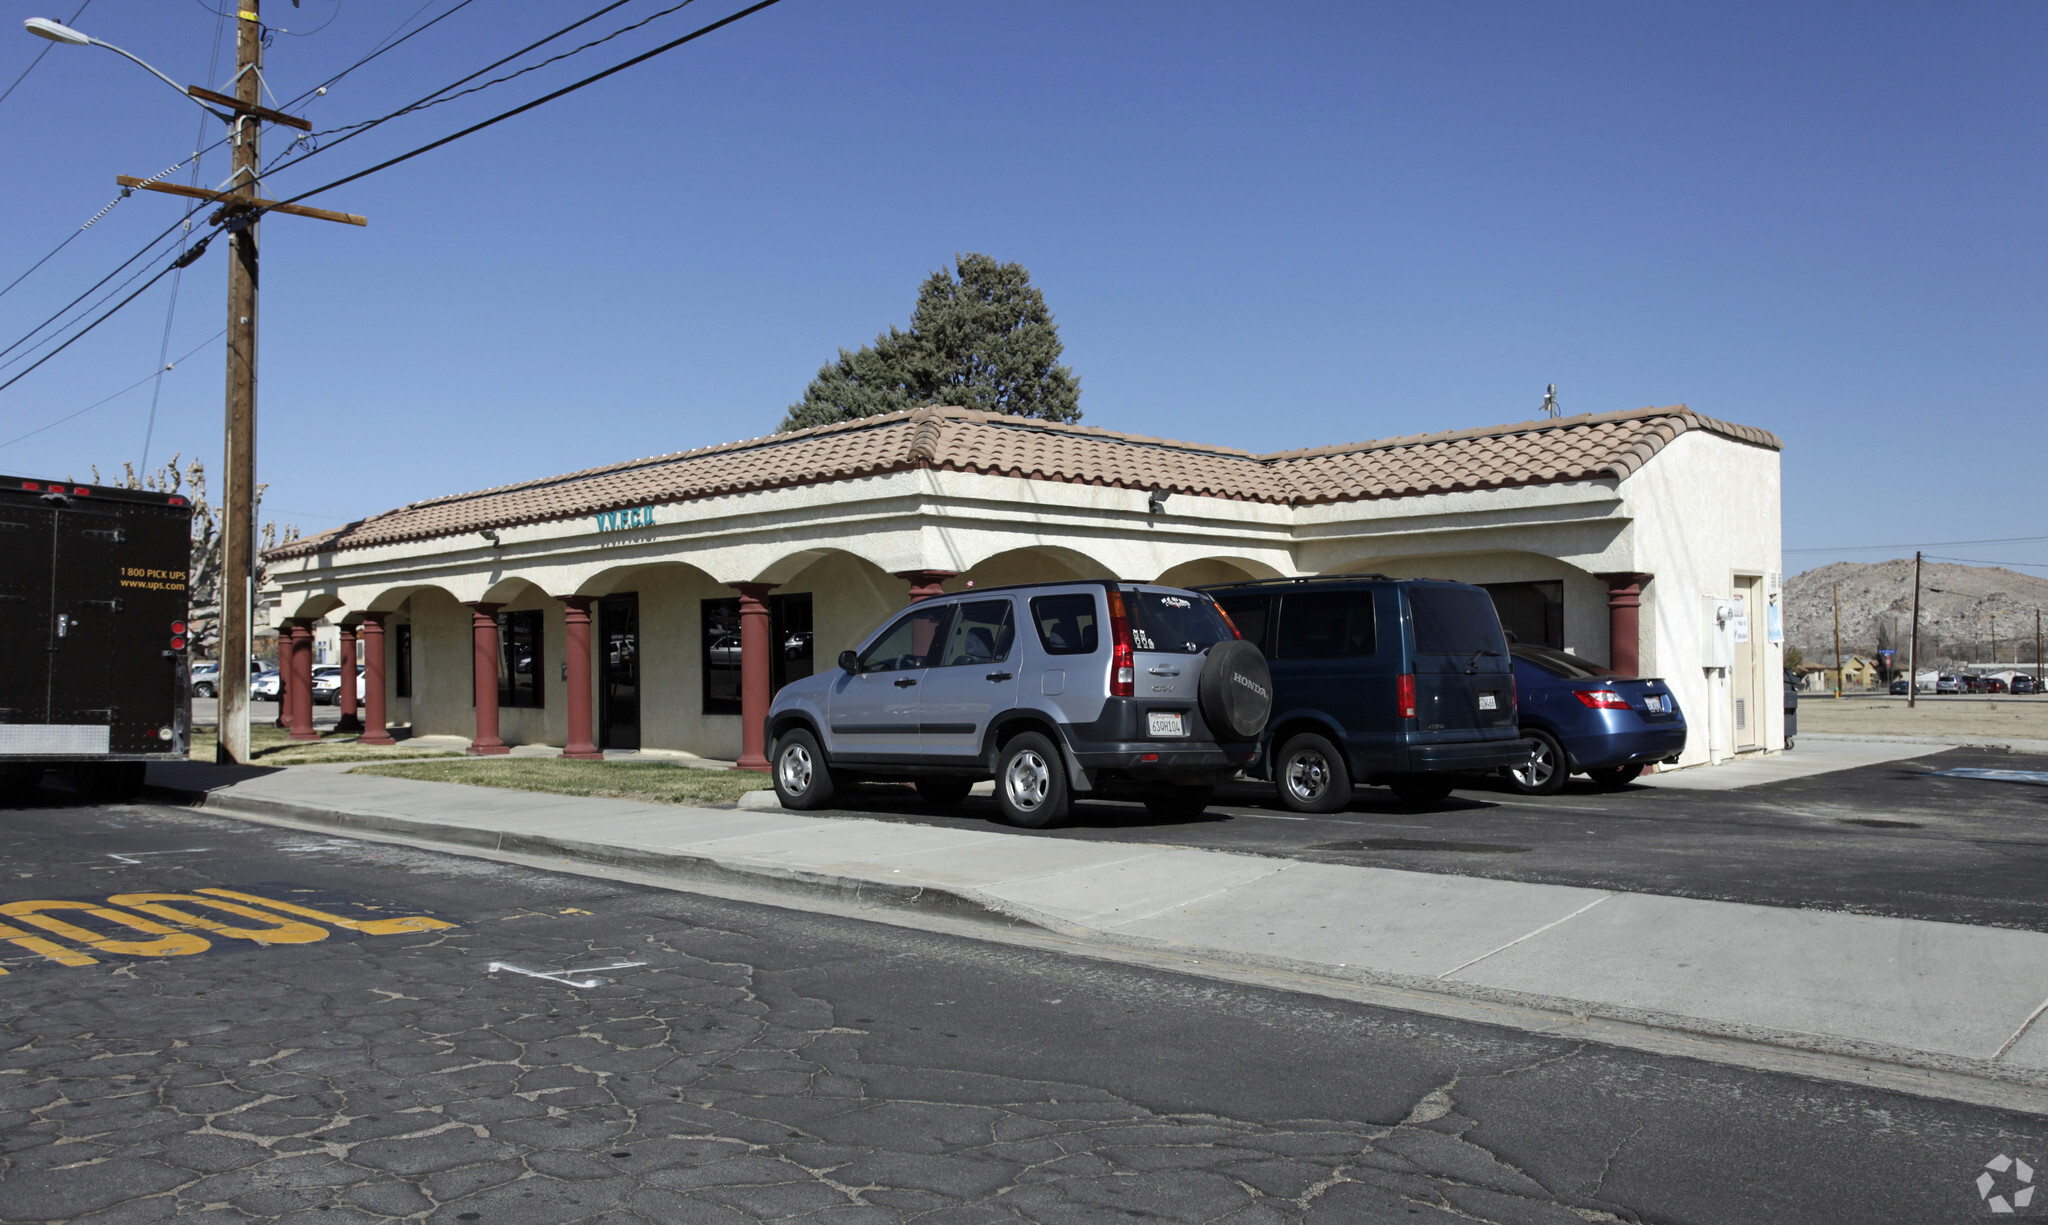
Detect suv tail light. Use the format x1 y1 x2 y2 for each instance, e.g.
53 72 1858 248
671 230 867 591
1106 589 1135 697
1574 689 1631 710
1396 674 1416 719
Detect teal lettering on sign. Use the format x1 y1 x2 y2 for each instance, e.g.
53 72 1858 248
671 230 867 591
593 506 657 533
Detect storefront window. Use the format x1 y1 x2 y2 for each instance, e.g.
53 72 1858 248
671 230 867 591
702 598 743 715
772 593 813 691
497 610 544 708
1482 581 1564 650
394 624 412 697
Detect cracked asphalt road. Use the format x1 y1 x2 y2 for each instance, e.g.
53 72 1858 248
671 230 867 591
1 798 2043 1224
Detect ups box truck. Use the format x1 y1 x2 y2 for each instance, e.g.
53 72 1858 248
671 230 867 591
1 475 193 801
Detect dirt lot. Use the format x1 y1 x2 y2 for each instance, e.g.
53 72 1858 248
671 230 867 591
1795 693 2048 741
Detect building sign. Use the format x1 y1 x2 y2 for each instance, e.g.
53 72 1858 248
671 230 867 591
594 506 657 533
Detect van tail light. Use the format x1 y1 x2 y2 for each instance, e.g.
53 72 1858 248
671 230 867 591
1211 598 1243 640
1575 689 1632 710
1396 674 1416 719
1107 589 1135 697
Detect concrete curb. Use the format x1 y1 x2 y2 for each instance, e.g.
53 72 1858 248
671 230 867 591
1798 732 2048 753
146 780 2048 1109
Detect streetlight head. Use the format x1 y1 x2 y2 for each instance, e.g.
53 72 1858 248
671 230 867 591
24 17 91 44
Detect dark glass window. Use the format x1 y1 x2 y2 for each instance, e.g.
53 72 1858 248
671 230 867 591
1408 586 1510 657
702 598 742 715
1483 581 1564 650
497 610 544 708
1276 590 1377 659
394 623 412 697
938 600 1016 666
772 592 814 693
857 605 952 672
1127 590 1235 654
1214 594 1272 654
1030 593 1099 656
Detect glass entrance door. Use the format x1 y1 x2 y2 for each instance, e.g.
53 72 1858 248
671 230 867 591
599 594 639 751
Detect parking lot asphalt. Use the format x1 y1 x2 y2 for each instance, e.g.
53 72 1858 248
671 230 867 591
793 746 2048 933
3 798 2043 1224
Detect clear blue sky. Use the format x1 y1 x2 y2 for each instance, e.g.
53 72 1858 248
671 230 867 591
3 1 2042 575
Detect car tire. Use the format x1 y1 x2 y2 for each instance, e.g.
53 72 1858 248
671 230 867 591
1142 783 1215 819
1274 732 1352 814
1386 774 1456 804
1585 763 1643 790
193 682 215 698
914 778 974 807
771 729 836 810
1502 729 1568 796
994 732 1071 829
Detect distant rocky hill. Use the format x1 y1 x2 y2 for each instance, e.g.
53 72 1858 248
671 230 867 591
1783 560 2048 668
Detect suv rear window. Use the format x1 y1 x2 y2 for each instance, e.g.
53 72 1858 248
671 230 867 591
1030 593 1099 656
1406 585 1509 657
1275 590 1376 659
1127 590 1235 655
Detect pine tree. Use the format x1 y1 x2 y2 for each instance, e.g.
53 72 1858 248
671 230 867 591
782 253 1081 431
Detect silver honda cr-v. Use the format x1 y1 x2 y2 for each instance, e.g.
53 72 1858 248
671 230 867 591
764 581 1273 827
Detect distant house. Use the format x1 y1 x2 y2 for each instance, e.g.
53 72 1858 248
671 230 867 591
1805 656 1880 690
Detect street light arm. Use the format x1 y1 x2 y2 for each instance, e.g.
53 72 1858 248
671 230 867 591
84 36 232 122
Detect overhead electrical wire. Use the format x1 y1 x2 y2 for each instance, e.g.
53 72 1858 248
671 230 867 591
0 329 225 451
0 246 210 394
0 210 202 368
272 0 786 213
0 0 92 110
264 0 675 176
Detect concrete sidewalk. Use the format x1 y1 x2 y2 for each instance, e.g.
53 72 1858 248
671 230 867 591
146 759 2048 1108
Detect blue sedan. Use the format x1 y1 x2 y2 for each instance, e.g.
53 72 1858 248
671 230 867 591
1501 644 1687 794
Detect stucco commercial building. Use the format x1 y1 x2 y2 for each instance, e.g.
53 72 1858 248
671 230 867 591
263 404 1786 771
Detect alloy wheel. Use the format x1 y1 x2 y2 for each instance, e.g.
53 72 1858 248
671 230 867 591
1286 750 1331 803
1005 750 1051 811
777 743 813 795
1511 740 1555 789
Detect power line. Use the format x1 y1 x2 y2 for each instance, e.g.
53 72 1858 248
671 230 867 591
262 0 648 178
0 215 199 371
1785 533 2048 554
0 328 225 451
0 244 206 394
0 0 92 110
274 0 786 213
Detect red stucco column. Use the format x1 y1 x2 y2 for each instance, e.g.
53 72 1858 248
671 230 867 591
358 613 396 746
334 622 363 734
287 621 319 740
895 570 959 603
1597 572 1653 678
466 603 509 756
559 596 602 760
731 582 778 772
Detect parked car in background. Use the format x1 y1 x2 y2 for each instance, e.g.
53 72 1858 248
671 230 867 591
1936 675 1964 694
252 669 281 699
1204 575 1533 810
310 665 366 705
2015 676 2041 695
766 581 1272 827
1889 678 1910 695
1499 645 1687 794
190 659 262 699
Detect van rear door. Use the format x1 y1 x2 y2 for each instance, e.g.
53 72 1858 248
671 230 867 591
1403 584 1518 745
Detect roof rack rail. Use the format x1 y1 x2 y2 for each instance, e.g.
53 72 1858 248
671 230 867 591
1191 573 1396 589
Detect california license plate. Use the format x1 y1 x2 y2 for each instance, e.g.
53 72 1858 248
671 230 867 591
1147 711 1187 737
1645 694 1667 713
1478 692 1498 711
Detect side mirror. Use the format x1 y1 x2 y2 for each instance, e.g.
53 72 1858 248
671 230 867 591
837 649 861 675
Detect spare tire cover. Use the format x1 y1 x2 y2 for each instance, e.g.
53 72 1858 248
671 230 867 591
1198 639 1274 740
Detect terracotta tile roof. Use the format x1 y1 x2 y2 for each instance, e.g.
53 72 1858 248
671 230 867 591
268 404 1779 559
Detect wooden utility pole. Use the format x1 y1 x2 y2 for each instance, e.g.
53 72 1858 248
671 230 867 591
1907 551 1922 709
115 0 362 763
1832 582 1843 699
216 0 262 765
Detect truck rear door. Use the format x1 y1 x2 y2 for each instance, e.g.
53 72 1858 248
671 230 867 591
0 497 55 724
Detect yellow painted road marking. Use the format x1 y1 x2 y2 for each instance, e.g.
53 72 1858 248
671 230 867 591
197 888 456 935
0 900 210 957
0 921 99 969
106 894 330 944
